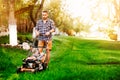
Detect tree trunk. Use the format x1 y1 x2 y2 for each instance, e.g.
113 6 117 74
35 0 45 21
9 0 17 46
29 0 45 27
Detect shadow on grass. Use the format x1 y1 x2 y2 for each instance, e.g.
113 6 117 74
87 61 120 65
73 59 120 65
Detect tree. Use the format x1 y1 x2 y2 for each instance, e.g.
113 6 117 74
15 0 45 25
1 0 45 45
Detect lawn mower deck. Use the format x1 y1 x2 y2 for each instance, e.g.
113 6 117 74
17 58 47 73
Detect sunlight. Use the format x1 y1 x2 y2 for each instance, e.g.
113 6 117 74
46 0 116 22
63 0 92 18
63 0 113 19
99 3 108 17
63 0 116 39
23 0 29 3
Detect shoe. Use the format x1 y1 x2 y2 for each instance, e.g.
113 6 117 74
46 65 48 69
42 62 48 70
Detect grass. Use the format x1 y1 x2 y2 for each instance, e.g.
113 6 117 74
0 36 120 80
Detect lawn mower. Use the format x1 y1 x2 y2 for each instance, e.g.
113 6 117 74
17 37 48 73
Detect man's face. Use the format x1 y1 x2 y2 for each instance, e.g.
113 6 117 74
42 12 48 20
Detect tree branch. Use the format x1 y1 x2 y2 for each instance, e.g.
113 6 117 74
35 0 45 20
15 6 33 16
29 0 37 26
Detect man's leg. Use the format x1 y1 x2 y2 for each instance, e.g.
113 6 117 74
38 40 44 53
45 40 52 65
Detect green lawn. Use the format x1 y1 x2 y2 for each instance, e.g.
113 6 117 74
0 36 120 80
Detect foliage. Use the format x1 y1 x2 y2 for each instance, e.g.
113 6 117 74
0 33 32 44
0 36 9 44
44 0 63 27
17 33 32 44
0 36 120 80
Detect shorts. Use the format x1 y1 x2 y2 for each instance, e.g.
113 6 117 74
38 40 52 50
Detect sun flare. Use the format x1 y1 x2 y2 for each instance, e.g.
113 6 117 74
63 0 115 19
62 0 117 39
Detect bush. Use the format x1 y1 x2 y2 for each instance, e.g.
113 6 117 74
0 36 9 44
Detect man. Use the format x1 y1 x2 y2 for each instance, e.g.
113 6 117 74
35 10 55 68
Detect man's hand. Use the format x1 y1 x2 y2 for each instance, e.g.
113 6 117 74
45 32 50 36
45 29 54 36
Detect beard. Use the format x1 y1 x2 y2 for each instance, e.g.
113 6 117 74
42 16 48 20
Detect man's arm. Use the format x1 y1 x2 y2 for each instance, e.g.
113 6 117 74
50 20 56 32
35 30 40 37
45 20 55 36
35 21 40 37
